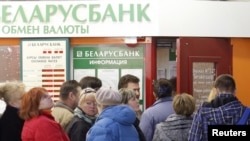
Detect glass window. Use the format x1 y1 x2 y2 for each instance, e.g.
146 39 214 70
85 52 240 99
0 46 20 82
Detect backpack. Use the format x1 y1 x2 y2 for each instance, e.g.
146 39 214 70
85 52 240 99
236 108 250 125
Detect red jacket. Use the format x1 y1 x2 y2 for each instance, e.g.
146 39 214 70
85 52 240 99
21 111 69 141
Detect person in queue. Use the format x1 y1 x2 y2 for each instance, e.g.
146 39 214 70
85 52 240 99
153 93 195 141
66 87 98 141
188 74 250 141
119 88 146 141
207 87 217 102
169 76 177 96
86 88 139 141
19 87 69 141
79 76 102 91
52 80 81 130
118 74 142 119
139 78 174 141
0 81 26 141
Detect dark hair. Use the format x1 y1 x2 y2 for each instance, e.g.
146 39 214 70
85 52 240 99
214 74 236 93
19 87 47 120
60 80 81 100
79 76 102 90
169 76 177 92
118 74 140 89
153 78 172 98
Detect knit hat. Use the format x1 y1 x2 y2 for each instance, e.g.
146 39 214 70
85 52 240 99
95 88 122 106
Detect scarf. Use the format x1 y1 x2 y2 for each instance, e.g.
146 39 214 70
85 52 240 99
74 107 96 125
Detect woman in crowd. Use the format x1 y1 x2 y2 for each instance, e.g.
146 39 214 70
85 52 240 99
153 93 196 141
119 88 146 141
207 87 217 102
0 81 26 141
139 78 175 141
19 87 69 141
86 88 139 141
66 87 98 141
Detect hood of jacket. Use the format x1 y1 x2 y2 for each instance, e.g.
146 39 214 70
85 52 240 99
197 94 245 125
202 93 238 108
162 114 193 130
97 105 136 125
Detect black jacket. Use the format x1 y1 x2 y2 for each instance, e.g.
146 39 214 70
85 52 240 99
65 107 96 141
134 117 146 141
0 105 24 141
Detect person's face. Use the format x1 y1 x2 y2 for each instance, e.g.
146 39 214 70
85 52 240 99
127 82 140 99
80 100 98 116
127 96 140 112
39 94 54 110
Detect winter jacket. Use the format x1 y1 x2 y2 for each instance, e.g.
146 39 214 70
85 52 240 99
86 105 139 141
153 114 193 141
134 117 146 141
66 107 96 141
139 96 174 141
21 110 69 141
188 94 250 141
52 101 74 130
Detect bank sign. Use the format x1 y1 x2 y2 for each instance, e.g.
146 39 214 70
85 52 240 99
0 0 158 37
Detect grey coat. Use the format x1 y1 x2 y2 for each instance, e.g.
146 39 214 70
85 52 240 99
152 114 193 141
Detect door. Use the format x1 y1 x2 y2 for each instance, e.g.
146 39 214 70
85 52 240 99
176 37 232 107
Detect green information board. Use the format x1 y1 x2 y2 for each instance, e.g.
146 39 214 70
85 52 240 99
73 45 145 109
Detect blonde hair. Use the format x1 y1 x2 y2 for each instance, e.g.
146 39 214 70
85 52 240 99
173 93 195 116
207 87 217 102
119 88 136 104
79 87 96 106
0 81 25 104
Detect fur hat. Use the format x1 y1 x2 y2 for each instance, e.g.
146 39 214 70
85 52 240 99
95 88 122 106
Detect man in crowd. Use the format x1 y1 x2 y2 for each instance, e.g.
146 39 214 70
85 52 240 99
52 80 81 131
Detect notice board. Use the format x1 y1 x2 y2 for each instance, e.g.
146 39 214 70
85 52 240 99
192 62 215 109
21 38 70 101
73 45 145 108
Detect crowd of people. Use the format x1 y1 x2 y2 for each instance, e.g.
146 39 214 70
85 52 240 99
0 74 249 141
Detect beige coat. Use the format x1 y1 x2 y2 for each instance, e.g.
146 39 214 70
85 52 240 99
52 101 74 131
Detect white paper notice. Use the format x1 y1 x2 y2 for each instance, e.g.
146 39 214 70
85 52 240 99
74 69 95 82
157 68 166 79
98 69 119 91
